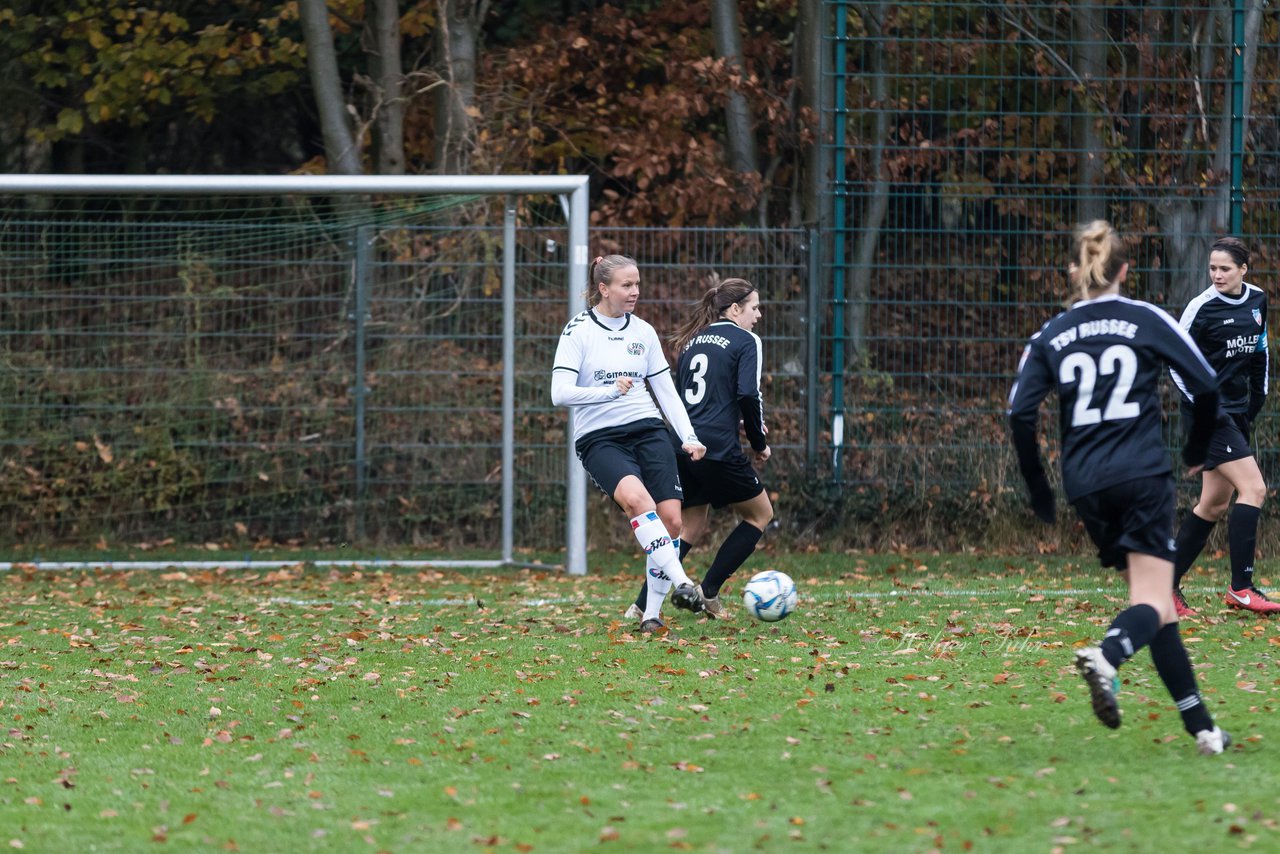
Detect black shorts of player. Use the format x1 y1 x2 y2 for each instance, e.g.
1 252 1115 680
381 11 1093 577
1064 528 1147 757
576 418 683 504
1070 474 1176 570
677 451 765 509
1201 417 1254 471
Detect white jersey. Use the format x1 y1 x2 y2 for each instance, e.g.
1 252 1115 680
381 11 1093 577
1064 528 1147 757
552 309 687 443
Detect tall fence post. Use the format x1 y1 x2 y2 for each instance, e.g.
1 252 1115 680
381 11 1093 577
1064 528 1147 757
352 225 372 542
1230 0 1245 234
805 228 820 472
829 1 848 486
502 197 517 564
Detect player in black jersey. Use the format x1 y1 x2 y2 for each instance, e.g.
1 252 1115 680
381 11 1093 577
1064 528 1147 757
1168 237 1277 616
1008 221 1230 754
626 278 774 620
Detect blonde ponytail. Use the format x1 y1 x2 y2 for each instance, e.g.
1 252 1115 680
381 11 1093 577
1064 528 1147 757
1070 220 1128 301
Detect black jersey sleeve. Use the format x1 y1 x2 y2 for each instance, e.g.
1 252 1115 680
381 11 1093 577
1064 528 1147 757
1169 301 1206 403
1152 310 1221 466
1007 336 1056 523
1247 296 1269 423
736 335 768 452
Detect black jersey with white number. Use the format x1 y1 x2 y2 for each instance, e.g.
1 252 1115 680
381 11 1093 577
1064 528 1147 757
676 320 766 461
1008 294 1217 502
1170 283 1269 418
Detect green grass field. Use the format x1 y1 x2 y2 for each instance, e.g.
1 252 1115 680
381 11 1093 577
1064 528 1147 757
1 552 1278 851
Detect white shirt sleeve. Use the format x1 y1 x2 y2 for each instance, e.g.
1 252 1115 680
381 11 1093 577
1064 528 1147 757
649 370 699 445
550 320 621 407
551 368 621 407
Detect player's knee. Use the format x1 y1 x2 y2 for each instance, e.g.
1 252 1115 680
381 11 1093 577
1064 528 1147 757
1196 501 1229 522
1240 482 1267 507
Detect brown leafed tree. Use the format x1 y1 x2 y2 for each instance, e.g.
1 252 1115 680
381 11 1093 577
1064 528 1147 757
709 0 761 219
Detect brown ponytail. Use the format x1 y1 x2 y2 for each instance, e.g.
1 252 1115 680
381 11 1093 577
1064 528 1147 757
670 278 757 351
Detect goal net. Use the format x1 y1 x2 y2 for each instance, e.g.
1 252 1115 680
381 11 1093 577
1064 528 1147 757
0 175 590 574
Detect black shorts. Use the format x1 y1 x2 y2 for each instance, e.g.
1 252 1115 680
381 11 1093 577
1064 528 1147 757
1071 474 1176 570
1201 418 1253 471
577 419 683 504
678 452 765 509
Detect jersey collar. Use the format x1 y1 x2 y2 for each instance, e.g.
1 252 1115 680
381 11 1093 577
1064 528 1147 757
1211 283 1251 305
588 308 631 330
1071 292 1122 308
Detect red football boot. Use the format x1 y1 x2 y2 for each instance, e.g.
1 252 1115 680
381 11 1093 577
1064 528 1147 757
1224 586 1280 614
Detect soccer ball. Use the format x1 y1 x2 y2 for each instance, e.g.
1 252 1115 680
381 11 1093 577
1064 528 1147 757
742 570 797 622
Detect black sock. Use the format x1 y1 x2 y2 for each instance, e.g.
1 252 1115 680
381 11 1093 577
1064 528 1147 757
1173 511 1216 588
634 539 694 609
1228 503 1260 590
1100 604 1160 669
699 522 764 599
1149 623 1215 735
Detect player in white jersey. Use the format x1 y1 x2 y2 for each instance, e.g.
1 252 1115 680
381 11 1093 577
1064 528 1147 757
551 254 708 633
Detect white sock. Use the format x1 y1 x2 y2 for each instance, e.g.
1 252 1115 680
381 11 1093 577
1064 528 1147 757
643 558 672 621
630 512 692 587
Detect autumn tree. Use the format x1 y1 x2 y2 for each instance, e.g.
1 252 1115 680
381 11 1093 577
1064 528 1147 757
0 1 311 173
1147 1 1266 305
709 0 761 220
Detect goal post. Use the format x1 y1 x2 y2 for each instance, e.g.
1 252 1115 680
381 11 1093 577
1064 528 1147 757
0 174 589 575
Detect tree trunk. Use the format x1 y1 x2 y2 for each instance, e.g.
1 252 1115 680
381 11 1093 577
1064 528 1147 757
792 0 826 230
1071 0 1107 223
709 0 760 184
298 0 362 175
848 1 892 358
365 0 406 175
434 0 487 174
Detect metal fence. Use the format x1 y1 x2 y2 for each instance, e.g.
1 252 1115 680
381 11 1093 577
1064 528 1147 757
8 3 1280 553
821 1 1280 540
0 196 816 552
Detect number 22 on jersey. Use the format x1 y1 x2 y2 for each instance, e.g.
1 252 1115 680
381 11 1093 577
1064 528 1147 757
1059 344 1140 427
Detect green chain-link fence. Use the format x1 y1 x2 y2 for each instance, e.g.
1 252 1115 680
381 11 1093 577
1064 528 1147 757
821 1 1280 548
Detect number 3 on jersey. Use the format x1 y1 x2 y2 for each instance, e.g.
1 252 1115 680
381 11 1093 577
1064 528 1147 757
684 353 709 405
1059 344 1140 427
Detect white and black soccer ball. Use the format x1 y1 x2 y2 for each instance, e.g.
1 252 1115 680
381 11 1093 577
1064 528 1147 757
742 570 797 622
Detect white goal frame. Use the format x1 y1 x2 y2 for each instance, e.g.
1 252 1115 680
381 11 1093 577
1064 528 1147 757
0 174 590 576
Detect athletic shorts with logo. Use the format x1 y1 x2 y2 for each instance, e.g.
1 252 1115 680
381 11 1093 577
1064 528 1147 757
1200 416 1254 470
576 418 683 503
1071 474 1176 570
676 450 764 509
